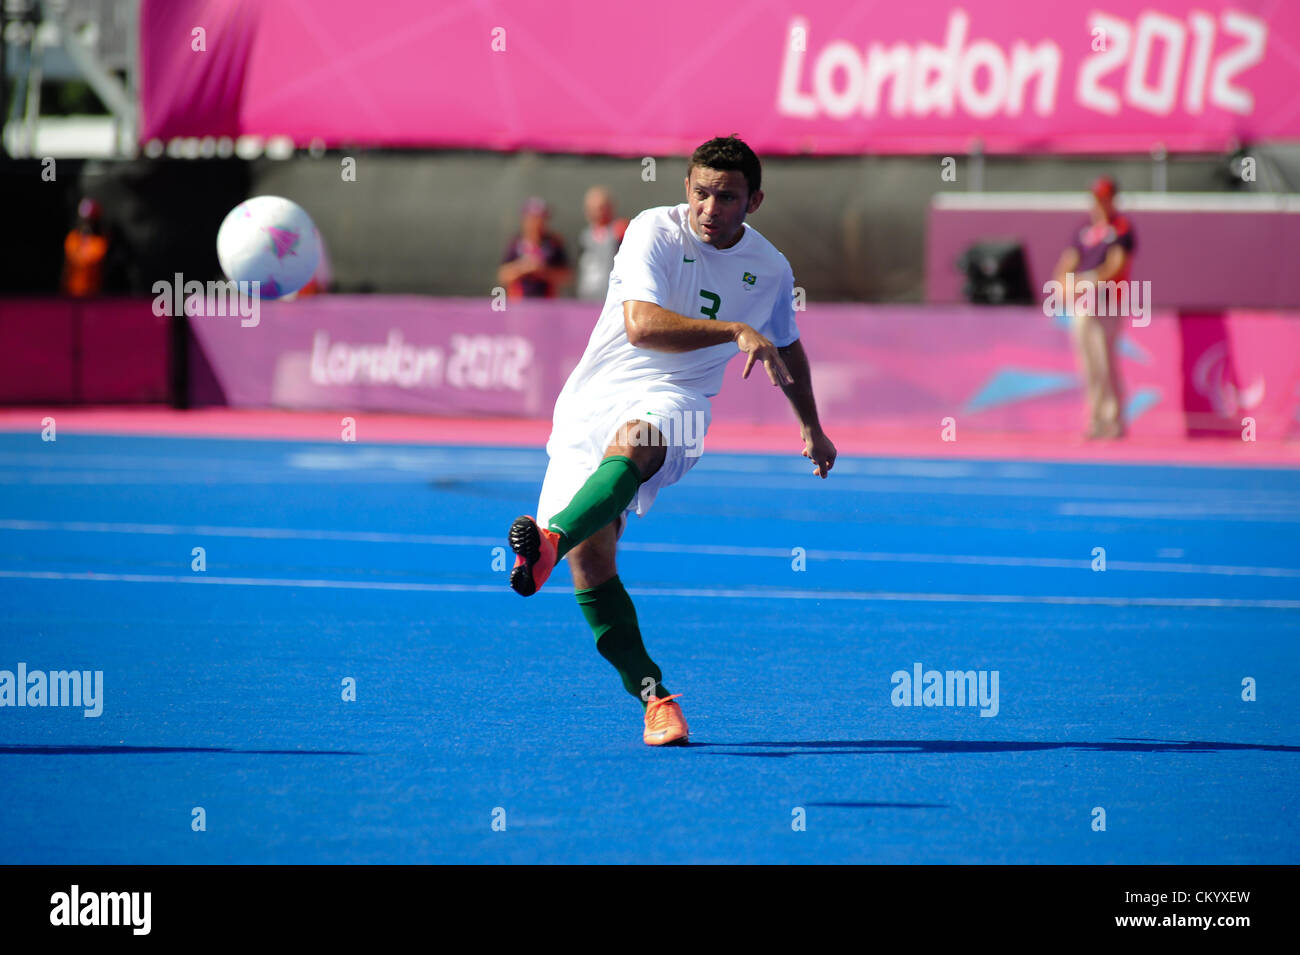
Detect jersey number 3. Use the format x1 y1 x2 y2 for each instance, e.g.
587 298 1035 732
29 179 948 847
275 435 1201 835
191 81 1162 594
698 289 721 320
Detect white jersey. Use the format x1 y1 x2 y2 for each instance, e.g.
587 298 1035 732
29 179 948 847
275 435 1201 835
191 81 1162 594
557 203 799 402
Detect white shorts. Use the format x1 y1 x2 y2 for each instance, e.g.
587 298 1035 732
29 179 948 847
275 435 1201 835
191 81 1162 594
536 386 711 540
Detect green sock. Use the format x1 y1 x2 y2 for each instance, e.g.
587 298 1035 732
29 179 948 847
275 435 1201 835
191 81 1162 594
576 574 668 707
547 456 643 560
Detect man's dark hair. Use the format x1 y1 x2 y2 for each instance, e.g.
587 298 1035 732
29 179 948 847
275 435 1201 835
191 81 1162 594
688 135 762 197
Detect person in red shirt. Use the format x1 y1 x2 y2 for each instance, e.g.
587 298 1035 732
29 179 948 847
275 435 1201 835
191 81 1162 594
497 197 572 299
1051 176 1136 440
61 198 109 298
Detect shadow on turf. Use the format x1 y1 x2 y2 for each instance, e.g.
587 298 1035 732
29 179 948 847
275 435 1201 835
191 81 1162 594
689 739 1300 757
0 744 362 755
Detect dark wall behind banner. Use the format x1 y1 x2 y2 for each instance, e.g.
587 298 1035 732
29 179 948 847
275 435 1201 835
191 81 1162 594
0 158 252 295
78 159 253 293
5 147 1294 300
1 160 87 293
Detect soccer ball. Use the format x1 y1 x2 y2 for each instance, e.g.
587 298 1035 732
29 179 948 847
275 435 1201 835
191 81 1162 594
216 195 321 299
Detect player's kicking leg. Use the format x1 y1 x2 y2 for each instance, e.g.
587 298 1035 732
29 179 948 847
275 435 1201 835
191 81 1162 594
508 420 688 745
509 419 663 597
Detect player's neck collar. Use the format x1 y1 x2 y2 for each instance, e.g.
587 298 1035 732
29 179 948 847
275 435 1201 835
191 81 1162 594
688 220 748 251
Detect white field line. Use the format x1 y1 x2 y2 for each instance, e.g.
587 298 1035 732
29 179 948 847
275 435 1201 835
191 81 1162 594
4 452 1298 508
0 569 1296 609
1 518 1299 579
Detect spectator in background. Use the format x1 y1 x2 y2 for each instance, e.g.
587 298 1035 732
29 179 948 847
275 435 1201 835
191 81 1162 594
498 197 572 299
61 198 109 298
1051 176 1136 440
575 186 628 300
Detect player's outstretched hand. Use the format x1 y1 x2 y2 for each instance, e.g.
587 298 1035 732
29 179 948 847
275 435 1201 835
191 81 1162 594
802 428 837 479
736 325 795 387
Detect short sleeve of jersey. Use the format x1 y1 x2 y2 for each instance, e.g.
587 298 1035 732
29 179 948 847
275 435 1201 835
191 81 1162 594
1115 219 1136 254
767 264 800 347
607 213 673 307
1070 222 1087 255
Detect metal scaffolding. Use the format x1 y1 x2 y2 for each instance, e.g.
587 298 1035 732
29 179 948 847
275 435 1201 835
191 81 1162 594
1 0 138 157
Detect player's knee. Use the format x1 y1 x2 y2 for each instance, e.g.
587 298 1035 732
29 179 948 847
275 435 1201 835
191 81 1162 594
620 444 665 483
606 420 666 481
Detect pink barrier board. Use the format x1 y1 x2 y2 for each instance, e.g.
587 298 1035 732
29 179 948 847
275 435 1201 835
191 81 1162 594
186 296 1300 441
140 0 1300 155
0 299 171 404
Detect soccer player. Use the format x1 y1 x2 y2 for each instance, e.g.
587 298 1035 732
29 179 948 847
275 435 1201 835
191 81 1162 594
507 135 836 746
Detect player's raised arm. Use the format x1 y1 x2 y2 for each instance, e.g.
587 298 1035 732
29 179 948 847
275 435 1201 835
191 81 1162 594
623 299 742 353
624 300 794 386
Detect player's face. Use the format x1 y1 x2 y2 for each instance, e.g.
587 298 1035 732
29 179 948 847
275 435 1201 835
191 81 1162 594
522 211 547 241
585 189 613 225
685 168 763 250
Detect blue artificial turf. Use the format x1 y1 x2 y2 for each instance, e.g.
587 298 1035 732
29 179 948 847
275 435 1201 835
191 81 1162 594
0 431 1296 863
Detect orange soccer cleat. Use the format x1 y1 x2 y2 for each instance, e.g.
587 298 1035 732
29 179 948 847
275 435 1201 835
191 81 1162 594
643 694 689 746
508 515 561 596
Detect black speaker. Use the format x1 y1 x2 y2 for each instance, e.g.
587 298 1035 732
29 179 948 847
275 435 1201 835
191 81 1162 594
956 240 1033 305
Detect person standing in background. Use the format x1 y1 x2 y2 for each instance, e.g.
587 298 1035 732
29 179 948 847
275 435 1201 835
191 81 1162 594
498 197 572 299
1051 176 1136 440
61 198 109 298
576 186 629 301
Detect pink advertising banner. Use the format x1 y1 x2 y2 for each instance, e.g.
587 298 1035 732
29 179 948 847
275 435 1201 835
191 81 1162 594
185 296 1300 441
140 0 1300 155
